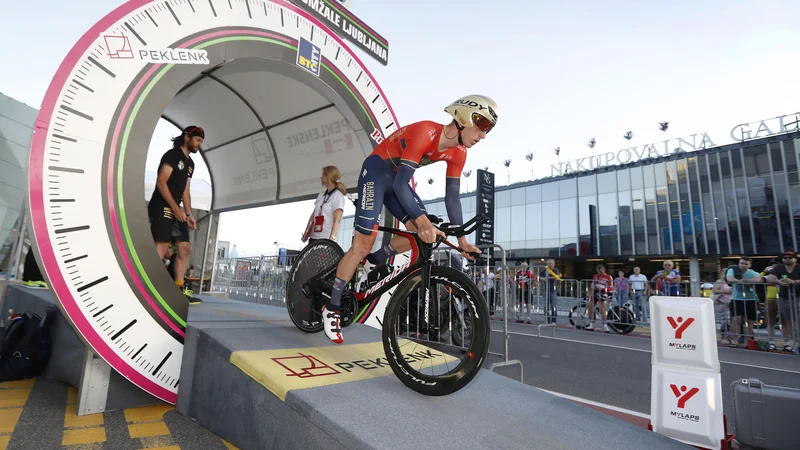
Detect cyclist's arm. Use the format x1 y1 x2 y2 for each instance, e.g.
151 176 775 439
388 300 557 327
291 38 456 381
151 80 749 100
394 161 427 223
443 150 467 226
393 126 437 226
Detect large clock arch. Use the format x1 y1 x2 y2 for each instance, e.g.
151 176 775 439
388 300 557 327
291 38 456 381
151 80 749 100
26 0 397 404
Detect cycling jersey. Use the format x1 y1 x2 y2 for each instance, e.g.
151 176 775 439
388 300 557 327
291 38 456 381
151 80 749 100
354 121 467 235
371 121 467 178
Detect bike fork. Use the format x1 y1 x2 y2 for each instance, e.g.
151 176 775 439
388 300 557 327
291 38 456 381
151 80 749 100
421 260 433 325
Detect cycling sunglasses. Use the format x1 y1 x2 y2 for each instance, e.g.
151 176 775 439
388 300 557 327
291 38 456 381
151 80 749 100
472 113 495 133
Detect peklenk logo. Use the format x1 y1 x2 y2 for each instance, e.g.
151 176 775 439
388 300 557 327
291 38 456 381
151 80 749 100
667 316 697 351
103 33 209 65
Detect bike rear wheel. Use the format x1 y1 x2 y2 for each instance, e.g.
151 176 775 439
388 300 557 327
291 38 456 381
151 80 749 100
286 240 343 333
382 266 490 396
606 305 636 334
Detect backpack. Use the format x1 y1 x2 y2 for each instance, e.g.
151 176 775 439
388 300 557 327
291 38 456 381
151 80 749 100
0 308 57 382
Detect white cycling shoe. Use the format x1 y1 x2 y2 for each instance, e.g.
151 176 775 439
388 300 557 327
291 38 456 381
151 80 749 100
322 305 343 344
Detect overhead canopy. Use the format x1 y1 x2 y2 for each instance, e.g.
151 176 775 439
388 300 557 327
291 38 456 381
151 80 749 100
162 57 374 213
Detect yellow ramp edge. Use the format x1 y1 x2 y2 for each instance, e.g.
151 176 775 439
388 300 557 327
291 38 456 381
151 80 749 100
230 340 459 401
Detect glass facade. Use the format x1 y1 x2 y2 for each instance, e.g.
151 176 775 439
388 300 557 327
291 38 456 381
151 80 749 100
339 133 800 257
0 94 37 265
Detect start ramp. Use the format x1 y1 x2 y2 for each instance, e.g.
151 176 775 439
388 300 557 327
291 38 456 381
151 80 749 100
177 295 692 449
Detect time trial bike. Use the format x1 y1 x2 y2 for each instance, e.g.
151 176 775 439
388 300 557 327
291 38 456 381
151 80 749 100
286 214 491 396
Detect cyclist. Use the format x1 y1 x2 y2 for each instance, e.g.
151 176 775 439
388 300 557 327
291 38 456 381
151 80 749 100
322 95 499 344
588 264 613 332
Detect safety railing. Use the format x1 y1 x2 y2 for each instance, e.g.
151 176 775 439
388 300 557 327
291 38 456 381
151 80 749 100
210 254 799 357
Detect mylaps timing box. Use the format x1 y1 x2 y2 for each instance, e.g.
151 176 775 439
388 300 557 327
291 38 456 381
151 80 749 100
650 296 720 372
651 365 726 449
649 296 726 449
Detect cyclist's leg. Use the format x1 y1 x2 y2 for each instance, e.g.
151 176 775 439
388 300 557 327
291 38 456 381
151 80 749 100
326 156 388 310
379 185 427 256
323 157 390 343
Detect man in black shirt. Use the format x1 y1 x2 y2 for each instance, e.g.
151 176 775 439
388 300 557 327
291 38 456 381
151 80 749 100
766 250 800 353
148 125 204 304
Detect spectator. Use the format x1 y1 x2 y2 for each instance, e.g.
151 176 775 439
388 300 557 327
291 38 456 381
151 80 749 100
712 274 733 344
539 259 561 324
148 125 204 304
516 262 533 324
588 264 613 332
651 260 681 296
614 270 628 307
766 250 800 353
302 166 347 245
481 268 496 317
760 260 781 350
726 256 761 348
628 266 649 322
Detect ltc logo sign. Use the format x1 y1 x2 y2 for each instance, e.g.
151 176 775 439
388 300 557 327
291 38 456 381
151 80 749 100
296 37 322 77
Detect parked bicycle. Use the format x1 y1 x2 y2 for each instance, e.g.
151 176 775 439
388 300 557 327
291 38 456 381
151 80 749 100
286 214 491 396
568 290 636 334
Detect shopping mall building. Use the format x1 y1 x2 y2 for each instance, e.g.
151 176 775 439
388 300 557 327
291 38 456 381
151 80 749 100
336 115 800 289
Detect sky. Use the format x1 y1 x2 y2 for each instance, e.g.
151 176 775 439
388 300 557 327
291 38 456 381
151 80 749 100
2 0 799 256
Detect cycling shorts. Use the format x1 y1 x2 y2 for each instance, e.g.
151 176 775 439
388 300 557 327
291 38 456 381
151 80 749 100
354 154 427 236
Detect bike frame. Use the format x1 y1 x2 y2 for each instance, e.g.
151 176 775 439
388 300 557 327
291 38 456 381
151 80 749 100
306 215 485 329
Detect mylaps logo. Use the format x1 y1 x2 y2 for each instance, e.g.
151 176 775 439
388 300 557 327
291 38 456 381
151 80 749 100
667 316 697 351
669 384 700 422
296 37 321 77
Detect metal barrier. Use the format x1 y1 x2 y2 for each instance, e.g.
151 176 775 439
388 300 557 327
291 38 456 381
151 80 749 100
210 251 800 357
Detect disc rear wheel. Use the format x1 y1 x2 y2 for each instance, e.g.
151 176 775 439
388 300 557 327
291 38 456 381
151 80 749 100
286 240 343 333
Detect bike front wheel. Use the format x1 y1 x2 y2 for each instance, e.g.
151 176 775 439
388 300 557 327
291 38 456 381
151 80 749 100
382 265 491 396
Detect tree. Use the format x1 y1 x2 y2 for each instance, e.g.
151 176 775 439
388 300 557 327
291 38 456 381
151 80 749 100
503 159 511 185
462 170 472 193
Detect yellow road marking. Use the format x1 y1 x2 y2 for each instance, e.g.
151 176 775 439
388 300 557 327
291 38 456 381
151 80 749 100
0 435 10 450
0 379 35 389
222 440 240 450
64 403 104 428
0 389 30 408
62 426 106 446
230 340 459 401
128 422 170 438
139 435 178 448
0 408 22 433
67 386 78 405
124 404 174 423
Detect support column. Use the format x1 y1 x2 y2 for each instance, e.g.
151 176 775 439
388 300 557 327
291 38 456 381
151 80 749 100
199 212 214 295
689 255 700 297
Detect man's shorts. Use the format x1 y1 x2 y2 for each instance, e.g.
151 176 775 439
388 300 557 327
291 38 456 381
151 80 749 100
149 204 190 244
354 154 426 236
729 299 757 320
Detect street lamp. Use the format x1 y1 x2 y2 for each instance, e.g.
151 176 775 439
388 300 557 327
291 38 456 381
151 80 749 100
525 153 534 180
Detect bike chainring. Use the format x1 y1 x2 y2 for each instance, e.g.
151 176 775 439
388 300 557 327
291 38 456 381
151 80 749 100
339 291 358 328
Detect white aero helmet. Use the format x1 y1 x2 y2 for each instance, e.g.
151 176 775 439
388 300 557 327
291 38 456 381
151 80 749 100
444 94 498 133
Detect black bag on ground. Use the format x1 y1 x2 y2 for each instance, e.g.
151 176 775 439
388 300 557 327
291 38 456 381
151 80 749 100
0 307 57 382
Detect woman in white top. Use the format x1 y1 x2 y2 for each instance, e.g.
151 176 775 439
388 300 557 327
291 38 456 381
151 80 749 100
302 165 347 245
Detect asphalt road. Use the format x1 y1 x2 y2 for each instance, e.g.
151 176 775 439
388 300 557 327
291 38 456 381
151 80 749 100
485 319 800 430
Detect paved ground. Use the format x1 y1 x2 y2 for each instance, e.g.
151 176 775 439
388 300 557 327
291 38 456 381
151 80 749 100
485 317 800 429
0 377 238 450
